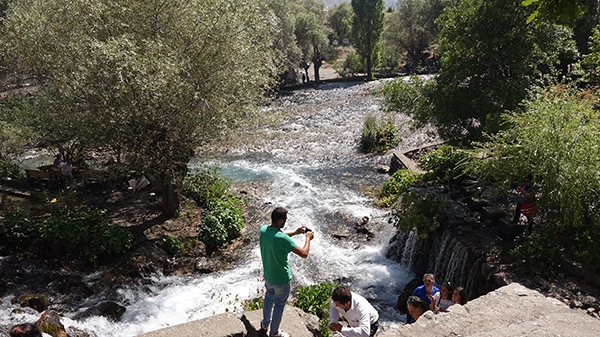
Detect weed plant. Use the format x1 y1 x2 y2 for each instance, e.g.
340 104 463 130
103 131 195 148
294 282 336 337
360 115 400 153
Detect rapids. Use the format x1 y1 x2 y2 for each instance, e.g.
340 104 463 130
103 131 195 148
1 79 439 336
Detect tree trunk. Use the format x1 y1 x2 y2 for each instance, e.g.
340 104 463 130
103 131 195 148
160 176 180 218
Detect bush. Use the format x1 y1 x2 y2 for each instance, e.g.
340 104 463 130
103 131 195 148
419 145 472 184
470 85 600 272
0 207 35 245
197 198 244 253
378 170 419 207
360 115 400 153
341 51 363 77
510 232 563 278
183 166 231 208
294 282 337 337
164 236 188 258
39 208 133 262
0 158 24 180
388 189 447 239
1 206 133 263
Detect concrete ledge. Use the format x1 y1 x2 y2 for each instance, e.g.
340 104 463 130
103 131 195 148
135 312 246 337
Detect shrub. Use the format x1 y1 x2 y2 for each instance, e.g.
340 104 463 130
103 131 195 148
197 198 244 253
242 296 263 311
183 166 231 208
510 232 563 278
38 208 133 262
378 170 419 207
294 282 337 337
419 145 471 184
0 158 24 180
388 189 447 239
164 236 188 258
341 51 363 77
0 207 35 245
360 115 400 153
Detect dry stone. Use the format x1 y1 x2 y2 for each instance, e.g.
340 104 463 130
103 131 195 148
377 283 600 337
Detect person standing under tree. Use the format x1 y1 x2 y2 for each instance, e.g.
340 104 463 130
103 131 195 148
260 207 314 337
511 174 537 234
329 285 379 337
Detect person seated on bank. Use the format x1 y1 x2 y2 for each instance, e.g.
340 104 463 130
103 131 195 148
406 296 429 323
511 174 537 231
329 285 379 337
433 281 455 312
407 273 440 323
452 286 468 305
10 323 42 337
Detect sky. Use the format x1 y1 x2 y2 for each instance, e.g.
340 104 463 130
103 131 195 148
324 0 397 9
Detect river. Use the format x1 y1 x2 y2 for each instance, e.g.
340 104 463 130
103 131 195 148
1 79 438 336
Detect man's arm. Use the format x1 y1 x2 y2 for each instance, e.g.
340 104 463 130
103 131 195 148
291 231 314 258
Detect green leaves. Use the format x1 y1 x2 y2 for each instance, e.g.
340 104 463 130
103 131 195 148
360 115 400 153
294 282 337 337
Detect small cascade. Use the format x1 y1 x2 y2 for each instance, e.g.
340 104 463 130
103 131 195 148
399 228 418 270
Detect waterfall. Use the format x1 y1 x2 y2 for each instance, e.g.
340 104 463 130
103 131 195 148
399 228 418 270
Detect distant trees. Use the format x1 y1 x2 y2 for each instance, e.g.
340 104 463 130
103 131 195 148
382 0 577 142
382 0 444 67
328 2 353 41
295 0 331 83
1 0 280 217
352 0 385 79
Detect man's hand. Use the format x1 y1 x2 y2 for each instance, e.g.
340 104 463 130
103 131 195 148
306 231 314 240
329 322 342 332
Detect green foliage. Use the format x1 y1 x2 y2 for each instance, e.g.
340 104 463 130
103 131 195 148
0 208 35 245
164 236 188 258
378 170 419 207
242 296 264 311
0 206 133 262
198 198 244 253
328 2 353 40
0 157 24 179
389 189 447 239
351 0 385 78
360 115 400 153
182 167 231 208
341 51 364 77
582 23 600 83
510 232 563 278
387 0 578 143
470 85 600 272
39 208 133 262
523 0 587 26
1 0 280 217
419 145 472 184
382 0 444 66
379 75 434 123
294 282 337 337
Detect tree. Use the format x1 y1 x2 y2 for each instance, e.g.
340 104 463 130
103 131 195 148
523 0 587 26
381 0 577 143
383 0 444 67
295 0 331 83
1 0 279 217
328 2 353 41
470 85 600 272
266 0 304 83
351 0 385 79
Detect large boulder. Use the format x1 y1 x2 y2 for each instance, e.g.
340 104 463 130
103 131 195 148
378 283 600 337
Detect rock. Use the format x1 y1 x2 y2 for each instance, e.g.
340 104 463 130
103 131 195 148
374 165 390 173
75 300 126 321
37 310 68 337
378 283 600 337
12 293 49 312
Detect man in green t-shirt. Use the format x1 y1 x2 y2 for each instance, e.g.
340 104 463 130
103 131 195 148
260 207 314 337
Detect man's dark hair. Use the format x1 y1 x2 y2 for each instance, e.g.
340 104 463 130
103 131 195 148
10 323 42 337
407 296 428 313
271 207 288 223
332 285 352 304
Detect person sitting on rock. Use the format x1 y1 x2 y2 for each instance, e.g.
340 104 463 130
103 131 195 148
407 273 440 323
452 286 468 305
433 281 455 312
9 323 42 337
406 296 429 323
511 174 537 234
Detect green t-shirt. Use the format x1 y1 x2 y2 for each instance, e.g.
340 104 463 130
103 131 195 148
260 225 297 285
